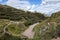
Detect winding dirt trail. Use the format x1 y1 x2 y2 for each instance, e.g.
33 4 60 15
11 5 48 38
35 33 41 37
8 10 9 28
3 21 20 34
22 23 39 39
3 21 13 34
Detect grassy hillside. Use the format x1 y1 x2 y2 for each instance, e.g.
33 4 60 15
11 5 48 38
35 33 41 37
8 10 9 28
0 4 46 40
33 12 60 40
0 4 46 26
0 4 60 40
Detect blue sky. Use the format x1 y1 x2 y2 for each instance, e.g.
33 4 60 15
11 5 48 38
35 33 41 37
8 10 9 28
0 0 42 5
0 0 7 4
0 0 60 15
29 0 42 5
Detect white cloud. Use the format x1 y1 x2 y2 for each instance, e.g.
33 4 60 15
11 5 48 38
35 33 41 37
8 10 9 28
6 0 31 10
28 4 36 11
35 0 60 15
6 0 37 12
6 0 60 15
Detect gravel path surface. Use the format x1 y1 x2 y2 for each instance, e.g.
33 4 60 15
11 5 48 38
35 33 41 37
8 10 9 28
52 38 60 40
22 23 39 39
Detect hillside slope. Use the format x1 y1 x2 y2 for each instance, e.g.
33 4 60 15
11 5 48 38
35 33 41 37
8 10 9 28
0 4 46 26
33 12 60 40
0 4 46 40
0 4 60 40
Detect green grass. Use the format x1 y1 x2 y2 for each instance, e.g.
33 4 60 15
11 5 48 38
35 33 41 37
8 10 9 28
6 22 27 36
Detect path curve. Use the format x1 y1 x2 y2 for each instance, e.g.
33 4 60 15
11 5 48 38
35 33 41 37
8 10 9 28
3 21 20 34
22 23 39 39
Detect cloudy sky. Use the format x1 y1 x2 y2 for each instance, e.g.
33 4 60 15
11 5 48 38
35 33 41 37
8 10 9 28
0 0 60 15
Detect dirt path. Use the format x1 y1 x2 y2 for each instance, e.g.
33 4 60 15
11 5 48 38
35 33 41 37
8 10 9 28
3 21 20 34
52 38 60 40
22 23 39 39
3 21 13 34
